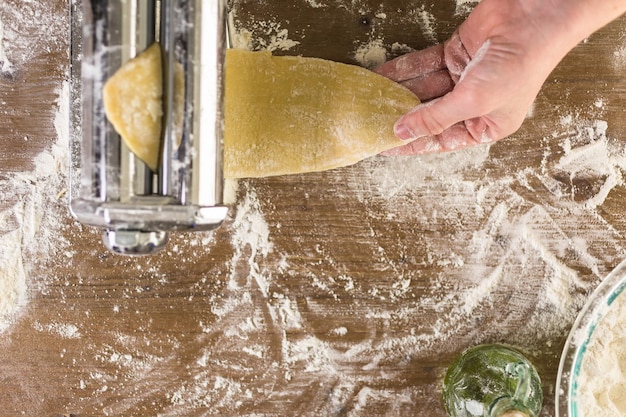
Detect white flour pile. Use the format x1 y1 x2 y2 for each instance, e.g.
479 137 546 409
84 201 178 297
577 288 626 416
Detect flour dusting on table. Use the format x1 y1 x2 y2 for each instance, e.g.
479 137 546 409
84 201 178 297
0 82 70 332
0 14 13 73
455 0 481 16
354 38 388 68
0 2 66 69
228 11 300 52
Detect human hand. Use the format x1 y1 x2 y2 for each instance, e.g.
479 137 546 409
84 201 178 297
375 0 626 156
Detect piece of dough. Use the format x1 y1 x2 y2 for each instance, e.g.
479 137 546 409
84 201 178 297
103 43 163 171
103 47 420 177
224 49 420 178
103 43 185 172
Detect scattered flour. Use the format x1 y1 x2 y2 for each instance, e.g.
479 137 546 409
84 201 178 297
455 0 481 16
304 0 327 8
346 113 626 348
228 186 274 296
354 38 387 68
613 44 626 70
352 5 436 67
33 320 81 339
0 14 13 73
228 13 300 52
0 2 66 69
412 5 438 44
0 229 25 332
391 42 413 55
0 82 70 332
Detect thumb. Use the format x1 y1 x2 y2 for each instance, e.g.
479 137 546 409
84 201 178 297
393 90 476 141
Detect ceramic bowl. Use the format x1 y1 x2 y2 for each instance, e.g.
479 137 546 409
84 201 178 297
555 259 626 416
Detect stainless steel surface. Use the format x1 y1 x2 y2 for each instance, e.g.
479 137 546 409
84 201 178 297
102 229 169 255
69 0 228 255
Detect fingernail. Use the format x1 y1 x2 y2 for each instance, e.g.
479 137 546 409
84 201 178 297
394 122 415 141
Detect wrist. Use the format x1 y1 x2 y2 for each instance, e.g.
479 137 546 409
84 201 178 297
557 0 626 43
518 0 624 51
460 0 626 82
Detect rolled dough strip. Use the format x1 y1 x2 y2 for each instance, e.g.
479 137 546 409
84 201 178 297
103 43 163 171
103 47 420 178
103 43 184 172
224 49 420 178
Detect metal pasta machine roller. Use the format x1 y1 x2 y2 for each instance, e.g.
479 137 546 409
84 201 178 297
69 0 229 255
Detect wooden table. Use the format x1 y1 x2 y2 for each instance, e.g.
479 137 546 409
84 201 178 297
1 0 625 415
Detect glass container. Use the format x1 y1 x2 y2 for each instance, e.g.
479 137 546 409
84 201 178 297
443 344 543 417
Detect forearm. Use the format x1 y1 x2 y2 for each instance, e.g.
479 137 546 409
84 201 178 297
532 0 626 79
458 0 626 86
462 0 626 51
558 0 626 45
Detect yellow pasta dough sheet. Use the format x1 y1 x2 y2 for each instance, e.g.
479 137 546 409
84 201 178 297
102 46 420 178
224 49 420 179
102 43 184 172
103 43 163 172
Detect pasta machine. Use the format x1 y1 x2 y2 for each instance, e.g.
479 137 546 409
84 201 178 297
69 0 228 255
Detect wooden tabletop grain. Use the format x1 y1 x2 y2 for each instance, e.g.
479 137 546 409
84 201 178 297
1 1 626 416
